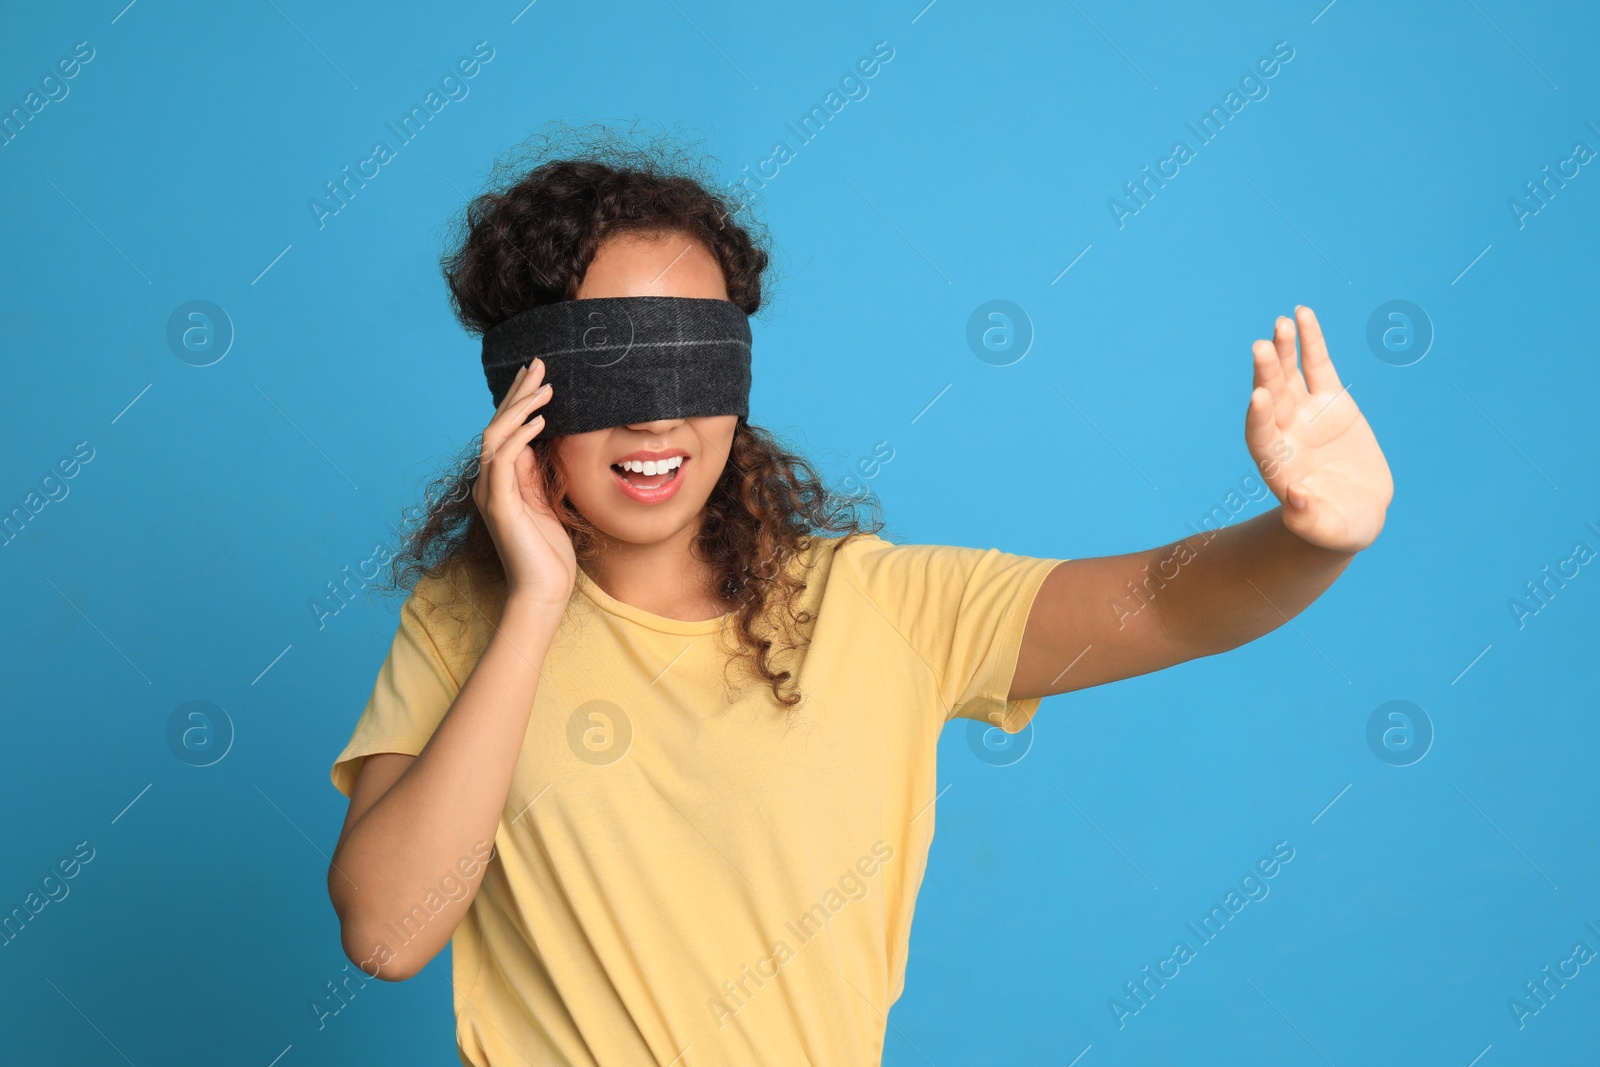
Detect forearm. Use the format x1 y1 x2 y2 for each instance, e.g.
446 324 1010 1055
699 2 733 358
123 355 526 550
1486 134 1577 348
1151 508 1356 659
328 596 561 978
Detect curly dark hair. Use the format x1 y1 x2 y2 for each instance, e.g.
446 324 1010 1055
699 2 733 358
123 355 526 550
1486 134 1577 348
378 120 884 708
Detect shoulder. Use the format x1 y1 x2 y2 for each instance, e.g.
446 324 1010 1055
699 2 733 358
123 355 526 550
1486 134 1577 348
809 529 892 564
822 533 1067 617
800 531 969 618
825 532 985 584
792 530 898 587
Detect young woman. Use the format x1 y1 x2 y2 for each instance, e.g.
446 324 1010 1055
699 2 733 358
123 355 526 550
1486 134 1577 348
327 132 1394 1066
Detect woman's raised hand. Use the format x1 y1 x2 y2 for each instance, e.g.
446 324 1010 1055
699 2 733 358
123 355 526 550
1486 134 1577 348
472 358 578 610
1245 305 1395 553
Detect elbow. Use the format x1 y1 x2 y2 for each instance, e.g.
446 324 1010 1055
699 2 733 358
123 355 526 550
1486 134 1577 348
336 913 441 982
339 924 423 982
329 878 433 983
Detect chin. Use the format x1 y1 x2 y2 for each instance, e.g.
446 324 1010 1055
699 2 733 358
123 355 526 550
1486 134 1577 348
579 491 706 544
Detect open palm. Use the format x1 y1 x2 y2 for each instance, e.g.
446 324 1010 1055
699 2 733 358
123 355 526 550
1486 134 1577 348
1246 305 1394 553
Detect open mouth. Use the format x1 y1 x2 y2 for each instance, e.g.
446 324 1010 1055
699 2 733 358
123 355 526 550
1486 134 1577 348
610 457 687 491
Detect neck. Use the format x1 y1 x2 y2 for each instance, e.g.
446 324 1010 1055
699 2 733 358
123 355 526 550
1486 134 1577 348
583 520 733 622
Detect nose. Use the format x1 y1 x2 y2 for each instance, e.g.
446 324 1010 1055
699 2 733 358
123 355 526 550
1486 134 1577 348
624 417 684 434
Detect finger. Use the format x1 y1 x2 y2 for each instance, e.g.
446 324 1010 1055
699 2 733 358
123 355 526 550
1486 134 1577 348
1273 315 1308 398
498 357 547 414
483 359 549 455
1295 305 1342 394
1244 386 1280 473
483 376 548 475
482 362 531 460
487 396 552 470
1253 339 1291 424
505 382 554 422
484 374 552 460
512 429 558 513
484 418 523 512
1246 386 1297 495
486 410 548 515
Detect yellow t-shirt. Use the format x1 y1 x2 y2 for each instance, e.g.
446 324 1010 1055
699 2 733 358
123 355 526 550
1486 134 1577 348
330 531 1065 1066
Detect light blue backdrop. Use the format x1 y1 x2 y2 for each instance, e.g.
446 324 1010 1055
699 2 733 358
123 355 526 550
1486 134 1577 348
2 1 1596 1063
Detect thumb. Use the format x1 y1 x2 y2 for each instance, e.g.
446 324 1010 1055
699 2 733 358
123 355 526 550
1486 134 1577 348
1245 388 1287 486
1244 387 1275 450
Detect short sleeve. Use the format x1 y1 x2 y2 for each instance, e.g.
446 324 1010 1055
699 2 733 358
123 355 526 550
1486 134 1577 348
838 536 1067 733
330 580 468 798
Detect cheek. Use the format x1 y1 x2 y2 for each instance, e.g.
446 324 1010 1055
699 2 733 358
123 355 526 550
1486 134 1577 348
689 453 727 493
563 454 610 501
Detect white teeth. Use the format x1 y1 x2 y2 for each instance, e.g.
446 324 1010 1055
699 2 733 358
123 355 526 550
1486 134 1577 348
618 456 683 474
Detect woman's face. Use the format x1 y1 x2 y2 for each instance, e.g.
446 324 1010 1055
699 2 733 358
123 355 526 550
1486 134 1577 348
553 230 740 546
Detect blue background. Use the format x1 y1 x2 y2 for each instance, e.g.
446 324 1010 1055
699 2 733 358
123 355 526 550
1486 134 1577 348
2 0 1597 1063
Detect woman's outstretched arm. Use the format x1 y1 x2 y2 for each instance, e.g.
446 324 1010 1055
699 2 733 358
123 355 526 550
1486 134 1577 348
1011 304 1394 700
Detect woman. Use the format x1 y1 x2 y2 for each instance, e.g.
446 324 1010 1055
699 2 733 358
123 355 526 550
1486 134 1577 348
327 127 1393 1066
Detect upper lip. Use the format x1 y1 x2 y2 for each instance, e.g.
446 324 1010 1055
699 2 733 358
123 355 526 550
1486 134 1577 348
612 448 688 465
